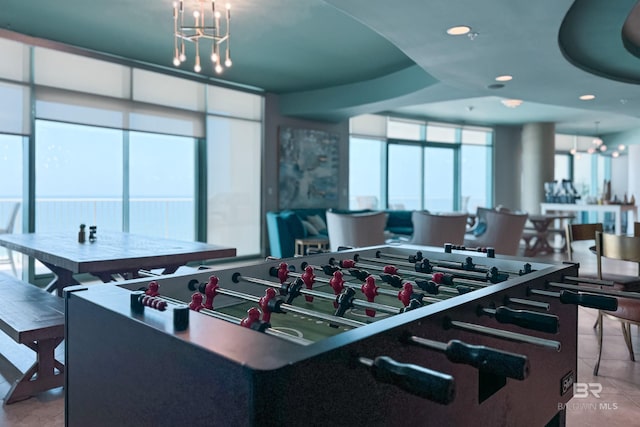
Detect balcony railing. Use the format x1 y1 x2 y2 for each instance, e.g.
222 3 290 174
0 198 195 240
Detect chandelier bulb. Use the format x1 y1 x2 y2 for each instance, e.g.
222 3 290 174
171 0 232 73
600 145 607 152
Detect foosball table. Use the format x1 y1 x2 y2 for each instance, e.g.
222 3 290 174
63 244 618 426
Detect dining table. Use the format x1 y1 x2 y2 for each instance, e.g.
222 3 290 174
523 213 574 257
0 231 236 296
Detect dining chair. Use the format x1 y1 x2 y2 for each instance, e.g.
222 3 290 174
565 222 640 291
0 202 21 276
463 207 528 255
410 211 467 247
325 210 387 251
566 222 603 262
593 231 640 375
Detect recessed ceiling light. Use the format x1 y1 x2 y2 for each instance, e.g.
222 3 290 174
446 25 471 36
579 94 595 101
495 75 513 82
487 83 505 89
501 99 523 108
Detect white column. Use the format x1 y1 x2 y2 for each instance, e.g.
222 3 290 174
521 123 555 214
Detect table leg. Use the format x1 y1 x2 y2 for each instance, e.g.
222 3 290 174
41 262 79 297
4 337 64 404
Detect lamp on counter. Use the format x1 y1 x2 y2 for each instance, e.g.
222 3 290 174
172 0 232 74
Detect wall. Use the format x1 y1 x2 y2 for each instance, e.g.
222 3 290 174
628 145 640 205
263 93 350 249
610 156 629 202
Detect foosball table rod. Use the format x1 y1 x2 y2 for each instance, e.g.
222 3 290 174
268 264 435 314
443 318 562 351
159 293 315 345
231 273 402 316
322 258 489 292
547 281 640 300
343 255 497 283
187 277 366 329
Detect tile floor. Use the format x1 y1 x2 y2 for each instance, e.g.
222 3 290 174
0 247 639 426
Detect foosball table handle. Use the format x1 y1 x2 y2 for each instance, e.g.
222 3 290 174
404 335 530 381
445 340 530 380
493 306 559 334
359 356 456 405
559 290 618 311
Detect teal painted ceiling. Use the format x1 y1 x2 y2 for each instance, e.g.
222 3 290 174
3 0 640 135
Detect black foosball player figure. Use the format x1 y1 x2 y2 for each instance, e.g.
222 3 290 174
89 225 97 242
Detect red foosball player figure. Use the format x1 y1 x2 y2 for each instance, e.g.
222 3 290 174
329 271 345 308
240 307 261 328
259 288 277 323
361 276 379 317
277 262 289 284
258 288 286 323
204 276 220 310
145 280 160 297
189 293 205 312
383 265 399 275
240 307 270 332
301 265 316 302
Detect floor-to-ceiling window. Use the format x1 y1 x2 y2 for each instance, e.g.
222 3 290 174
35 120 124 232
424 146 455 211
460 128 492 213
349 115 493 212
0 134 24 274
207 115 262 255
388 143 422 210
0 36 265 282
348 137 384 209
0 135 23 228
129 131 196 240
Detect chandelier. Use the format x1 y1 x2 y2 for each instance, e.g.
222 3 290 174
172 1 232 74
568 121 625 158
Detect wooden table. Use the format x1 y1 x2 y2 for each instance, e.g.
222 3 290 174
0 232 236 296
522 213 574 256
294 237 329 256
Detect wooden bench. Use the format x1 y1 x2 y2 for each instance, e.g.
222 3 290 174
0 272 65 404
